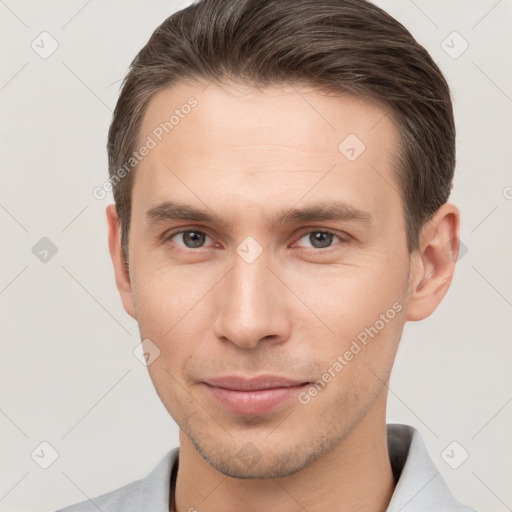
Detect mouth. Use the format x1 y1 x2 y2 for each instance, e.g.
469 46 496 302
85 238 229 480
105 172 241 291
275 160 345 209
201 375 311 415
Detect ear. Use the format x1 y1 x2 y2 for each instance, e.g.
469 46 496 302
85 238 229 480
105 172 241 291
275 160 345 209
106 204 136 319
405 203 460 321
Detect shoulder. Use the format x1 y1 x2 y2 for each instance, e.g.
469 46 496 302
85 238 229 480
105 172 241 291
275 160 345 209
53 448 179 512
54 479 142 512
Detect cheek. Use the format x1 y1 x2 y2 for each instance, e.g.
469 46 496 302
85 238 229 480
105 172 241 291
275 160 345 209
297 306 404 426
129 265 215 403
130 258 211 337
291 254 407 334
289 253 407 386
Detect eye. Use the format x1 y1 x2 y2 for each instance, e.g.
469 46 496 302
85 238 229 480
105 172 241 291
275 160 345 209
167 230 214 249
295 230 345 249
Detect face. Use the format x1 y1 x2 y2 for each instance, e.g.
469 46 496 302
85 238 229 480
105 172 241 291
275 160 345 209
112 81 416 478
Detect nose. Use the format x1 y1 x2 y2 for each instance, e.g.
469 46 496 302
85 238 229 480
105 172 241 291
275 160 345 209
213 253 291 349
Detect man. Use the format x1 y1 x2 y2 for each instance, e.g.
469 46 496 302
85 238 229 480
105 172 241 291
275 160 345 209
58 0 477 510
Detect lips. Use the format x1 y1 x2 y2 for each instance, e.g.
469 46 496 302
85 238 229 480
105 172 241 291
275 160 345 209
202 375 310 415
204 375 308 390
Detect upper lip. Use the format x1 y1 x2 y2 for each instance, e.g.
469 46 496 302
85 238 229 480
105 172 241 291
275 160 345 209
204 375 309 391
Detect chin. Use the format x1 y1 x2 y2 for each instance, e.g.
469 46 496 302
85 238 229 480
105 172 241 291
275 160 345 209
185 423 342 479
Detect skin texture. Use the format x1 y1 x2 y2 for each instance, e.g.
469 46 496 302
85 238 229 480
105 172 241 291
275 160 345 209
107 82 460 512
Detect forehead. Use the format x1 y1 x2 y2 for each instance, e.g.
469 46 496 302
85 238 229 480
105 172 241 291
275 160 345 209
133 81 400 217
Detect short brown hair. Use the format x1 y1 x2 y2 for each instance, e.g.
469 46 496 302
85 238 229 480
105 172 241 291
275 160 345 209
107 0 455 261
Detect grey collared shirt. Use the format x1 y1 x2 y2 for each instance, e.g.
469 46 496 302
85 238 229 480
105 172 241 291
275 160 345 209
55 424 477 512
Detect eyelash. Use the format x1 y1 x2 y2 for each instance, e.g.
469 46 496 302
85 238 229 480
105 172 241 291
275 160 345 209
162 228 350 252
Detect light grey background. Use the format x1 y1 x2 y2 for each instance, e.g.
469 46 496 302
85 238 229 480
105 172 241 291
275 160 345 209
1 1 510 511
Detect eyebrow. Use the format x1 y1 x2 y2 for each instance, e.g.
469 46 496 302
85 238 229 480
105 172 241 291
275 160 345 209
270 201 372 228
145 200 373 231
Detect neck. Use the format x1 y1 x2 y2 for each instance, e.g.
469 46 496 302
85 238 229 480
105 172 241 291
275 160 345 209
174 400 395 512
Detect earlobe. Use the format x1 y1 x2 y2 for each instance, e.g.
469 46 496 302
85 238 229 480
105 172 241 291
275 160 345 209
405 203 460 321
106 204 136 319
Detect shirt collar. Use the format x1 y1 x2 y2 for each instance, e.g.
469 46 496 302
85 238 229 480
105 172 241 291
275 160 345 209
385 423 475 511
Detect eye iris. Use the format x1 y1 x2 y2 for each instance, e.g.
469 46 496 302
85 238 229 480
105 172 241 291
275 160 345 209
310 231 333 248
183 231 205 248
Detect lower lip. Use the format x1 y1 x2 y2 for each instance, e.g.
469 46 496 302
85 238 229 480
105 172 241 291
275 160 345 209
203 383 308 415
